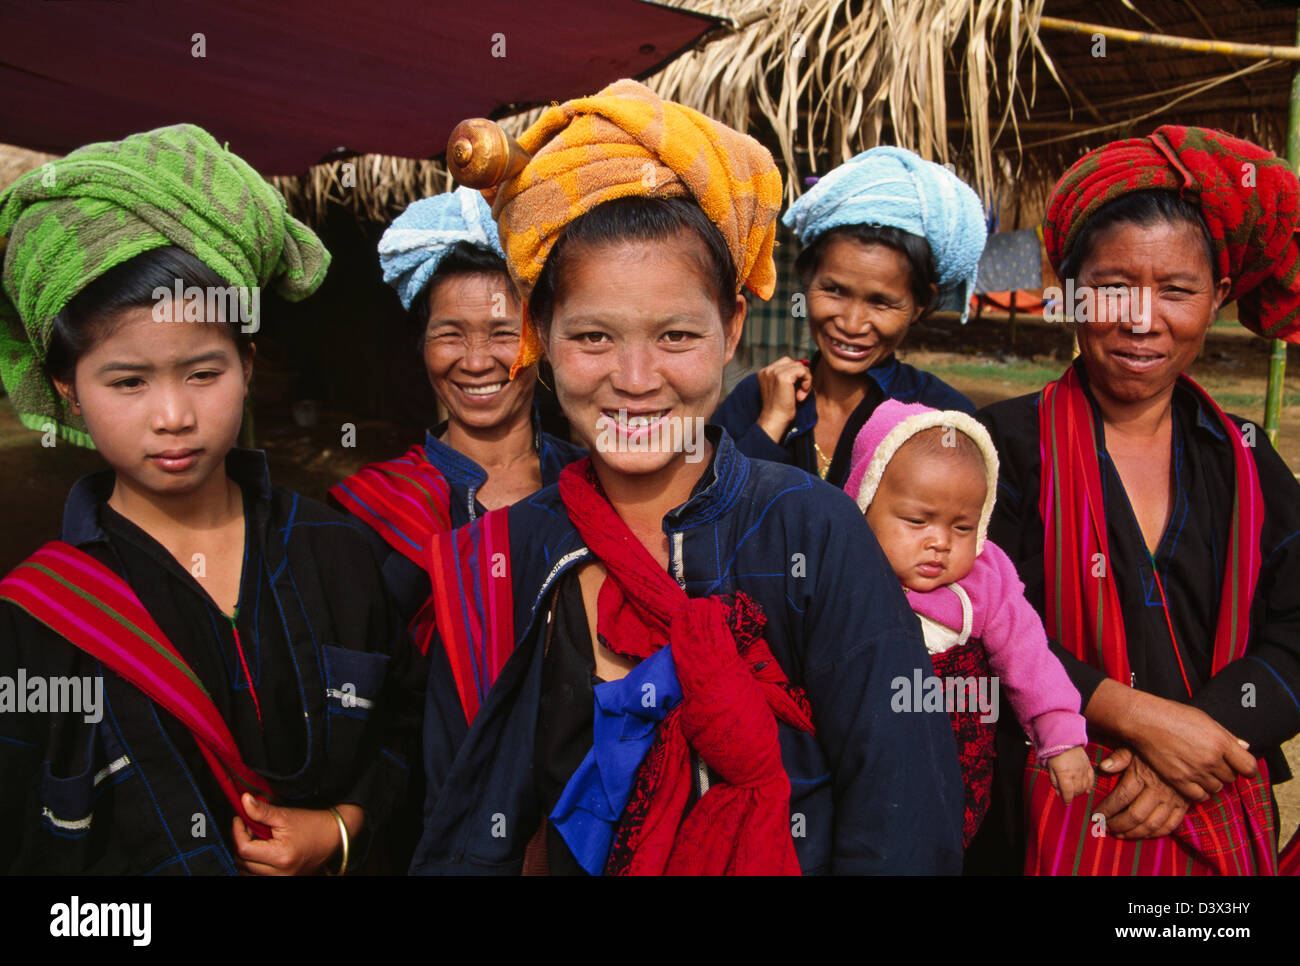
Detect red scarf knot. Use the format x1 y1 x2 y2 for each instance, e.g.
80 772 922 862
558 458 814 875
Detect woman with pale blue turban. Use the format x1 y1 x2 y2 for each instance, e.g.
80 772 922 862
714 146 988 486
330 183 583 734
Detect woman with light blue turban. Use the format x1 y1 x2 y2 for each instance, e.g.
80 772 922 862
330 183 584 724
329 185 583 868
714 146 987 486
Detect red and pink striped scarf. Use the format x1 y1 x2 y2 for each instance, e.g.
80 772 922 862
0 542 276 838
328 445 453 570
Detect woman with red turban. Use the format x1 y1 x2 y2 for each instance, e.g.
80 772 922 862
974 126 1300 875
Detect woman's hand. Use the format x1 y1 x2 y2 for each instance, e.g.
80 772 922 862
1046 745 1095 804
231 795 364 875
1123 694 1257 802
1083 679 1256 803
1094 747 1189 839
755 357 813 443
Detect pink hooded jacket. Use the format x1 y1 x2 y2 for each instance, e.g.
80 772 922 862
845 400 1088 760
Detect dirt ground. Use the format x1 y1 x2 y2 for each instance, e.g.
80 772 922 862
1 316 1297 847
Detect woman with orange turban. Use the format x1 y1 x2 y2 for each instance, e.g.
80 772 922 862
974 126 1300 876
409 79 964 875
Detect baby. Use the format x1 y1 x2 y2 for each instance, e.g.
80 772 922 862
845 400 1093 847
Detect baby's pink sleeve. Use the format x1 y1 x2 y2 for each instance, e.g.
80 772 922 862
963 541 1089 759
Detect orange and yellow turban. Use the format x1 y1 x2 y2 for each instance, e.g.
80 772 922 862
466 79 783 376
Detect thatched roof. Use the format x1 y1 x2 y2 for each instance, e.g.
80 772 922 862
992 0 1298 218
0 144 57 193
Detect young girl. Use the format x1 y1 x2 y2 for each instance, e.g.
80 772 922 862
410 79 965 875
0 124 421 874
844 399 1094 847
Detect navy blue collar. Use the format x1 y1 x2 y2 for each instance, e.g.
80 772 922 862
423 398 551 489
663 425 749 531
423 426 491 490
865 353 901 394
61 447 273 547
1188 389 1228 440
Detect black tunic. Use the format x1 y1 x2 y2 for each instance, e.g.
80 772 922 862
967 362 1300 872
534 570 598 875
0 449 425 874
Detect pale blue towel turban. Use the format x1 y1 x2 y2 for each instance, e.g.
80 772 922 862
782 147 988 322
378 186 507 310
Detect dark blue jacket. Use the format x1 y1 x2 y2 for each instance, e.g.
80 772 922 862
713 353 975 488
410 428 964 874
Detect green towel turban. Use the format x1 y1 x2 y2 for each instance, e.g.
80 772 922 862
0 123 330 447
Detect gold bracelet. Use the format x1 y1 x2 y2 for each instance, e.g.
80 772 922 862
326 806 350 876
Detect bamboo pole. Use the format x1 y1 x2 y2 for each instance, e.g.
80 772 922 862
1263 16 1300 445
1266 335 1287 445
1037 15 1300 62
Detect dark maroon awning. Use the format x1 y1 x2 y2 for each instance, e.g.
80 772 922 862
0 0 719 173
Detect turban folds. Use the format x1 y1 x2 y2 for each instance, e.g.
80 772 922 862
378 186 505 312
479 79 782 376
0 123 330 447
782 146 988 322
1044 125 1300 341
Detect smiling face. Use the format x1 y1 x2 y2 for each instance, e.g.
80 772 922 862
422 273 536 432
1074 219 1230 406
806 236 927 374
52 307 251 499
539 233 744 481
864 431 986 592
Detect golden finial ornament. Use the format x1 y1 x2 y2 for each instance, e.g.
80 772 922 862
446 118 531 189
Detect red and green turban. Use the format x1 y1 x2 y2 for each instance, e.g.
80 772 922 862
1044 125 1300 342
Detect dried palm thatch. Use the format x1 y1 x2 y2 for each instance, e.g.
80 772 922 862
270 154 457 227
646 0 1061 204
4 3 1295 229
0 144 59 193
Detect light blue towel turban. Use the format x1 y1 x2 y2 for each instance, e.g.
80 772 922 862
377 186 507 311
782 146 988 321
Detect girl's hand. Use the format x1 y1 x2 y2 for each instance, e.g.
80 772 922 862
231 795 364 875
755 357 813 443
1094 748 1189 839
1045 745 1095 804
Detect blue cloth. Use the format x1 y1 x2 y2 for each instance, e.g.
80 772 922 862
377 187 506 310
410 427 965 875
975 227 1043 294
549 647 682 875
782 147 987 322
